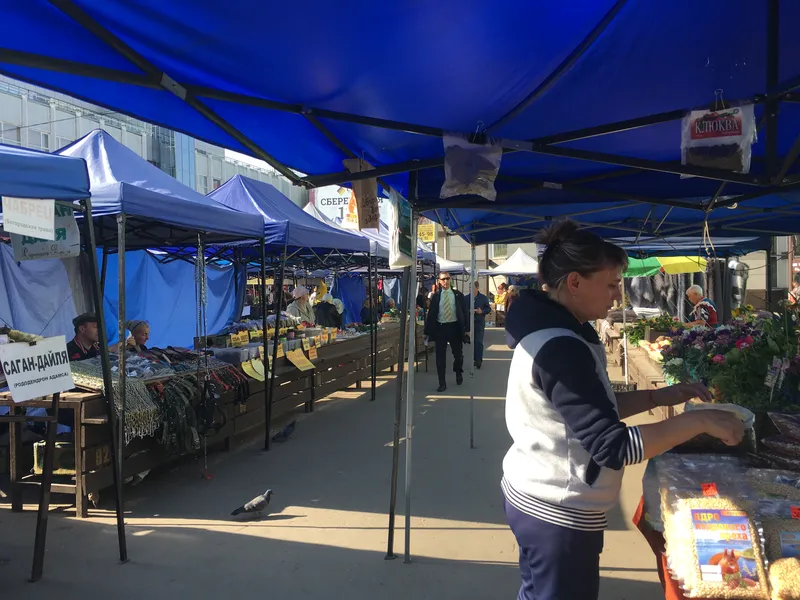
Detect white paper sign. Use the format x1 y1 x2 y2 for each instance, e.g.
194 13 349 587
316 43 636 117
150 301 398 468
2 197 56 241
0 335 75 403
10 203 80 261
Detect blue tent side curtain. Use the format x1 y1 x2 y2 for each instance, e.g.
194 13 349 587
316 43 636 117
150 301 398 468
332 273 366 327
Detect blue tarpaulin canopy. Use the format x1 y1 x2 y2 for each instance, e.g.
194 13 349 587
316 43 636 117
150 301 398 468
209 175 369 253
2 1 800 241
615 235 771 257
55 130 264 248
0 142 89 200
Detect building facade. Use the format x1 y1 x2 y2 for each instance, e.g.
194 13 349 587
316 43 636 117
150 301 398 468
0 76 307 206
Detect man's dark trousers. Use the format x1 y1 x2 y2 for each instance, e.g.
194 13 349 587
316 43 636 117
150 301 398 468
435 322 463 385
473 318 486 364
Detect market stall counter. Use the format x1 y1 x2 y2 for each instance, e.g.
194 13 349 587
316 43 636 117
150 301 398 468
0 390 104 518
2 325 403 516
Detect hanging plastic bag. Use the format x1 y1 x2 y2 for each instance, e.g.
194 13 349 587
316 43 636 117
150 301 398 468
440 134 502 201
681 104 757 174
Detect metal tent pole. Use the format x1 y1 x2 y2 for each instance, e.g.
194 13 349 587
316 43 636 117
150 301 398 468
81 200 127 562
403 210 419 564
116 214 126 485
373 253 379 397
367 251 376 400
385 265 410 560
266 244 287 450
469 242 476 449
622 282 629 385
260 238 269 448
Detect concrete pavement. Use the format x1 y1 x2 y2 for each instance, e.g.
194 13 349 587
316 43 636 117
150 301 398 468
0 328 662 599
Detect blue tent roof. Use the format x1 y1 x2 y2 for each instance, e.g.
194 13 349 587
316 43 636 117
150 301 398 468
0 142 89 200
57 130 265 246
424 192 800 245
209 175 369 253
614 236 771 257
2 1 800 242
302 202 388 259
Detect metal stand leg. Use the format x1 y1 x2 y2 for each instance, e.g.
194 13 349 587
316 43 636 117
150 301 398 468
30 394 60 582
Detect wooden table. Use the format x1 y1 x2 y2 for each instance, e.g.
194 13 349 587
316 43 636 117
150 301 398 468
0 390 106 518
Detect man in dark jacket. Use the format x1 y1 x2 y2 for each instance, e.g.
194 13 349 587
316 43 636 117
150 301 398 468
467 281 492 369
424 272 469 392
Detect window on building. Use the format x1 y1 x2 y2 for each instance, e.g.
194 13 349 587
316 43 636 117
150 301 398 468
55 136 72 150
29 130 50 151
213 178 221 190
201 175 208 193
0 122 20 145
489 244 507 259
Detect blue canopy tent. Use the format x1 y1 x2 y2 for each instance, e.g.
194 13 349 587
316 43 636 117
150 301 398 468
6 0 800 563
208 175 386 425
615 236 771 258
0 141 127 570
58 130 265 249
1 2 799 218
210 175 369 259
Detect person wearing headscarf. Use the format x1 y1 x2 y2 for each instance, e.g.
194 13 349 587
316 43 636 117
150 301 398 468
314 293 342 328
286 286 316 325
125 320 150 352
311 281 328 305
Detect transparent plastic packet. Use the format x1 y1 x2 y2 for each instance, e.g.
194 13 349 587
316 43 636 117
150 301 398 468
756 499 800 564
664 496 769 599
769 558 800 600
761 452 800 474
748 469 800 501
440 133 502 201
770 414 800 444
681 104 757 175
657 456 769 598
763 436 800 459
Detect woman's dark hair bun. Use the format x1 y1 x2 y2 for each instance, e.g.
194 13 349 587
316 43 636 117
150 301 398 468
536 218 628 289
536 219 580 247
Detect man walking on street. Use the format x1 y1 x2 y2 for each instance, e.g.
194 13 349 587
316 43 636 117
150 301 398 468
469 281 491 369
425 272 469 392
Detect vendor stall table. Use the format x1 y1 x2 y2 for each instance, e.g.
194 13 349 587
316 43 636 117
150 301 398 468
0 390 103 518
2 325 405 516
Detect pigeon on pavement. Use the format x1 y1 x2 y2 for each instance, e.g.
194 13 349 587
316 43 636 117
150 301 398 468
271 420 296 443
231 489 274 518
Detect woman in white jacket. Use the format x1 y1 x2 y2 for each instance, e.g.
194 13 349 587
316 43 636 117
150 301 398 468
501 219 744 600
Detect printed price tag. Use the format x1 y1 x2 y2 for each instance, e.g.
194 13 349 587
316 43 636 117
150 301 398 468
276 344 285 358
701 483 719 497
302 338 310 350
791 506 800 520
308 345 318 360
321 332 329 344
330 330 337 341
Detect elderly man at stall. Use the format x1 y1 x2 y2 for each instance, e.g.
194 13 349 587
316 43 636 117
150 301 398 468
67 313 101 361
686 284 719 326
286 285 316 325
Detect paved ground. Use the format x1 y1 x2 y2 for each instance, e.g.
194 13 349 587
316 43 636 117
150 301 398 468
0 328 663 599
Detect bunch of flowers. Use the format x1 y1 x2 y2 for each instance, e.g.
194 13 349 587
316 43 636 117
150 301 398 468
660 308 800 409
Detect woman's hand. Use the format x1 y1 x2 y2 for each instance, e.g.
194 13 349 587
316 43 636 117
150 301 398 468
696 410 745 446
654 383 713 407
